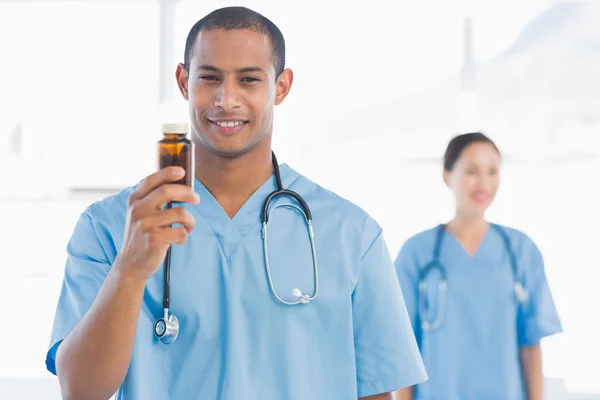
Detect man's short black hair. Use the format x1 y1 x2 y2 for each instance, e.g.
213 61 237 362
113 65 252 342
183 6 286 77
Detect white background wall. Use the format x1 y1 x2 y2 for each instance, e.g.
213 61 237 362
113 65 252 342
0 1 598 398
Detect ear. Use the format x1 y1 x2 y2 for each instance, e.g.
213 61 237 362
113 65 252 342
176 63 189 101
274 68 294 105
443 169 451 188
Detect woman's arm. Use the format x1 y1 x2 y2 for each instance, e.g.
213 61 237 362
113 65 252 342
359 392 392 400
520 344 543 400
394 386 413 400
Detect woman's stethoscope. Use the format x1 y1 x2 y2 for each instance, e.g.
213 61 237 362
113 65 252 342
154 152 319 344
418 223 529 332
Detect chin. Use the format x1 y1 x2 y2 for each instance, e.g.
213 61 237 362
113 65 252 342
204 144 249 158
206 138 261 158
473 203 491 215
195 123 267 156
462 199 487 214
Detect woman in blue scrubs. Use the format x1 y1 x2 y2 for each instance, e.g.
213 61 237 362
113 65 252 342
395 132 562 400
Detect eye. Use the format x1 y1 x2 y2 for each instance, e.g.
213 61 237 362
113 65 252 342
240 77 260 83
199 75 219 81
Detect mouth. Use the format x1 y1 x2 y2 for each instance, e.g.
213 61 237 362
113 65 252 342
207 119 249 135
472 191 490 205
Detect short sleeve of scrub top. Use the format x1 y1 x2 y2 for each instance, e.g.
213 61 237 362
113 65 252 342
45 202 121 375
353 218 427 397
393 237 422 337
517 236 563 347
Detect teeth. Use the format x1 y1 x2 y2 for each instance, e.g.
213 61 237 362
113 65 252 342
215 121 244 127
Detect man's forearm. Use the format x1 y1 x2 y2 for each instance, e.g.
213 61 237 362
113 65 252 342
520 344 544 400
55 262 147 400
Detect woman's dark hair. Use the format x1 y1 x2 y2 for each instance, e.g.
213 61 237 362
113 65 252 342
443 132 500 171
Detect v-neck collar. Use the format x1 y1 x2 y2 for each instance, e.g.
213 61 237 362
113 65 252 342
443 223 491 260
192 163 297 259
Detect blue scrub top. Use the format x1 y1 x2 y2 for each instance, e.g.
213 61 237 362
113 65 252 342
395 224 562 400
46 163 427 400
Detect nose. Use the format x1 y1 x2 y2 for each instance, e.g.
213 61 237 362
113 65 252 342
214 80 241 112
475 179 492 194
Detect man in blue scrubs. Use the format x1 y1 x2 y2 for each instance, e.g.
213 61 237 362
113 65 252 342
45 6 426 400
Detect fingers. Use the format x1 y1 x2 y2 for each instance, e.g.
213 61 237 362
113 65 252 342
149 226 189 247
140 207 196 234
130 167 188 202
135 184 200 214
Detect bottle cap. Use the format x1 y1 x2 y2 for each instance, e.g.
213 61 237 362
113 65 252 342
162 122 189 134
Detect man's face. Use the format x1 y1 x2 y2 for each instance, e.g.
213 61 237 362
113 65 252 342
176 29 293 157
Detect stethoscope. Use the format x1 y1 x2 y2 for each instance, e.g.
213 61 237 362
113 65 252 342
154 152 319 344
418 223 529 332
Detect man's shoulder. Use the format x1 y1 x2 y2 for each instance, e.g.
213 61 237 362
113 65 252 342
83 182 139 225
284 164 382 237
65 184 138 262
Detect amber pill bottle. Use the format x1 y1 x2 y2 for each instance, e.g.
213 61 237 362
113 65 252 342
158 122 194 190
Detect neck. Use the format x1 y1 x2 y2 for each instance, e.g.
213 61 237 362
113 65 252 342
194 139 274 218
446 212 489 256
447 212 488 237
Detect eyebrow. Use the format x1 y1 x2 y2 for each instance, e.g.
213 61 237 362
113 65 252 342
196 65 266 74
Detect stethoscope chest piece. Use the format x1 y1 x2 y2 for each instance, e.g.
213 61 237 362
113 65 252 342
154 310 179 344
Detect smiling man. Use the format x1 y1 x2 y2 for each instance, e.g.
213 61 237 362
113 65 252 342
45 6 427 400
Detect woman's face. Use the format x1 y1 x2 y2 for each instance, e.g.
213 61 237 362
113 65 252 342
444 142 501 218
